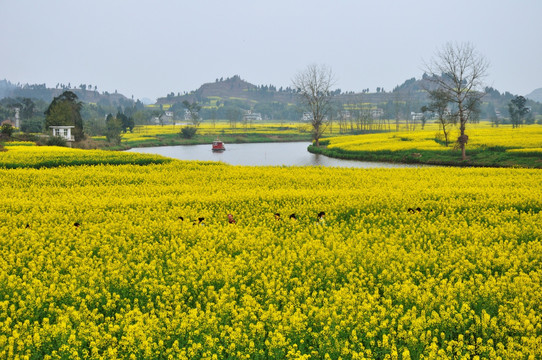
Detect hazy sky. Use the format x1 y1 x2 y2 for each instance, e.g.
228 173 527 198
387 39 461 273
1 0 541 101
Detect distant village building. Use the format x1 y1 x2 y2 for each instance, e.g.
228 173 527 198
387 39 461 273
339 110 351 120
161 111 174 123
302 112 312 121
243 110 262 122
411 112 424 121
302 112 328 121
184 109 197 122
371 108 384 119
49 125 75 142
151 111 174 124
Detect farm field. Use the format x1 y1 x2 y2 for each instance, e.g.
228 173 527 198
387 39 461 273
0 143 171 169
312 123 542 168
0 146 541 359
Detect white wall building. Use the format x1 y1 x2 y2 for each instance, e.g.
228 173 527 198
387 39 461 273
50 125 75 141
243 110 262 122
411 112 425 121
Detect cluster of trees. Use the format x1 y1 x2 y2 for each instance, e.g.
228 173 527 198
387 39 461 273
45 91 85 141
0 97 48 133
295 42 539 161
294 44 488 160
508 95 532 128
0 90 147 145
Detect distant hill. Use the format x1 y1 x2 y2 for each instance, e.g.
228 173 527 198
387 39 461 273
140 97 154 105
156 75 297 105
526 88 542 103
153 74 542 122
0 79 133 107
155 75 466 108
0 79 17 99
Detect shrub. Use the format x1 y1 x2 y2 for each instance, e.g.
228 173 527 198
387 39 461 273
46 136 67 147
180 126 198 139
1 123 14 138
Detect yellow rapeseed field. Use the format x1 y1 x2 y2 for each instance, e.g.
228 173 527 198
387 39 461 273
0 145 171 169
0 146 541 359
326 123 542 153
123 123 308 138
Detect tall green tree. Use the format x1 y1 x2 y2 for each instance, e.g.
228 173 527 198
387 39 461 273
105 114 122 145
44 91 84 141
20 98 35 120
116 111 135 133
508 95 529 128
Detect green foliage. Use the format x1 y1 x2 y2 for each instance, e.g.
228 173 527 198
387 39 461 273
508 95 530 128
116 111 135 133
425 89 454 146
180 126 198 139
182 100 202 127
20 116 43 133
45 91 85 141
105 114 123 145
1 123 14 138
46 135 67 147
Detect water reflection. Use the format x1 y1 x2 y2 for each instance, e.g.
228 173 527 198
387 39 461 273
127 142 423 168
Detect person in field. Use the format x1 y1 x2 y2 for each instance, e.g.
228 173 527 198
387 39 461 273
289 213 297 221
317 211 326 225
274 213 282 221
227 213 236 224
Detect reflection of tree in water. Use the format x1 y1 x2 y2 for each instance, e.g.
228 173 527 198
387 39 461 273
312 154 323 166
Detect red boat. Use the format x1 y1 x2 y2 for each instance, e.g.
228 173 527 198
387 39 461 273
212 139 225 152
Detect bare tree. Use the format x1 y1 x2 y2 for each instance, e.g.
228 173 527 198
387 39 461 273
182 100 202 127
424 42 489 160
292 64 335 146
423 89 454 146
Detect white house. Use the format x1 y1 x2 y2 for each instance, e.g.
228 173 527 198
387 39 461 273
50 125 75 141
371 108 384 119
243 110 262 122
302 112 312 121
184 109 197 122
339 110 351 120
411 112 425 121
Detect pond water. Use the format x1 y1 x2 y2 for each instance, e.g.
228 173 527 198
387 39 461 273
127 142 423 168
